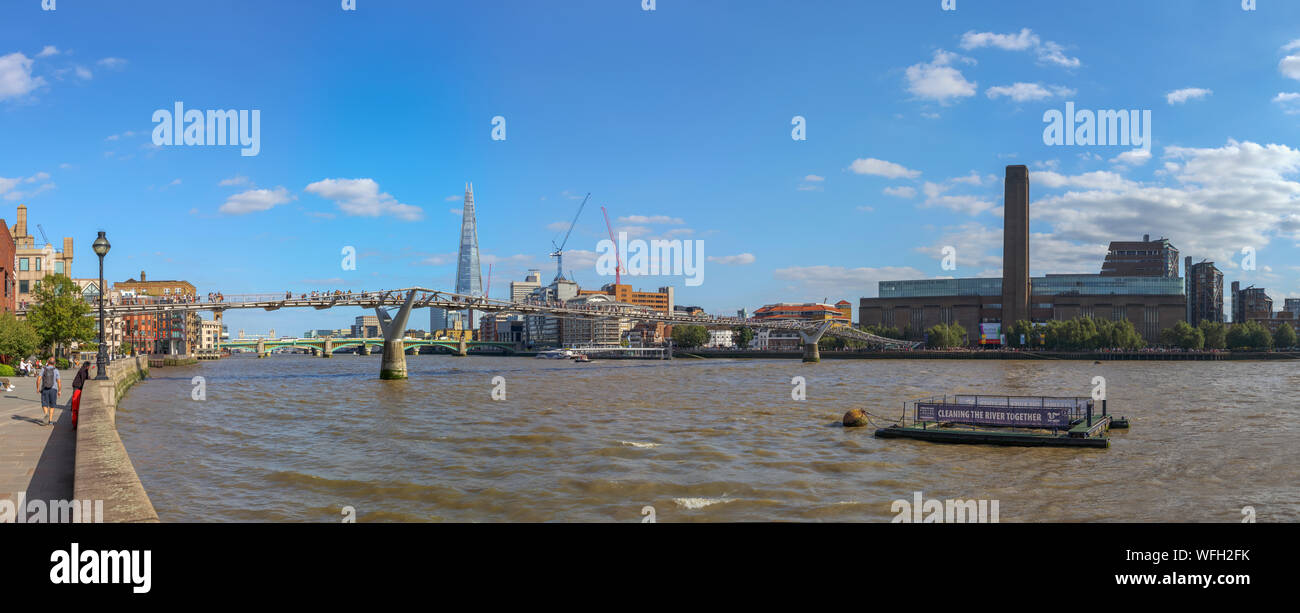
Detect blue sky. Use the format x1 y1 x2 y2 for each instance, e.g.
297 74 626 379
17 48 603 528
3 0 1299 334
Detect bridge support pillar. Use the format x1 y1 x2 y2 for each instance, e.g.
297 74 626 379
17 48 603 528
256 339 267 358
377 290 418 380
358 343 370 355
454 337 468 357
798 321 834 363
323 338 333 358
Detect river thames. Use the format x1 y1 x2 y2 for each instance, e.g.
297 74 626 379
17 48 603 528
115 355 1299 522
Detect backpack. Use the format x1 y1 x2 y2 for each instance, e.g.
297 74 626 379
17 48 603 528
41 366 56 390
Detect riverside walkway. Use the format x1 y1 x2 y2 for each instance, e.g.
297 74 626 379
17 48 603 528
0 368 76 507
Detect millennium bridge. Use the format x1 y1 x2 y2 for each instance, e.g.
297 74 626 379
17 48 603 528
73 287 919 379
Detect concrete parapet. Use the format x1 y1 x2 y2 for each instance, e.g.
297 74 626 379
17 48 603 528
73 356 159 523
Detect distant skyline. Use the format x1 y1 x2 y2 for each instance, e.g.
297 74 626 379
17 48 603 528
3 1 1299 334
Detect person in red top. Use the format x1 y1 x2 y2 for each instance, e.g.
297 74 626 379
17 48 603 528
70 361 90 429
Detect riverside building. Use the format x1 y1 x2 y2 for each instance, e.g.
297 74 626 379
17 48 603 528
859 166 1187 345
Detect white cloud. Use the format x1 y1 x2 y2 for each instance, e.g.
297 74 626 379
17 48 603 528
1273 92 1300 114
803 174 825 182
219 187 294 215
218 175 250 187
0 53 45 100
1281 52 1300 80
850 157 921 179
1111 149 1152 166
36 46 58 58
1034 170 1138 191
444 194 461 202
1029 140 1300 267
96 57 127 70
883 186 917 198
985 82 1075 102
1166 87 1212 104
304 178 424 221
922 194 996 216
959 28 1080 68
707 253 756 265
74 66 92 80
0 170 56 201
904 49 977 104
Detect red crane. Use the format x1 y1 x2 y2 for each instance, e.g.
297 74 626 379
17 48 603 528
600 206 624 286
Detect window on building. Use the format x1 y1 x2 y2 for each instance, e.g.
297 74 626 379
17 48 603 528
34 259 40 271
19 280 28 294
55 262 63 274
19 258 28 272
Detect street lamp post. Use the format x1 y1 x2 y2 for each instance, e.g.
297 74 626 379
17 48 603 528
93 232 111 380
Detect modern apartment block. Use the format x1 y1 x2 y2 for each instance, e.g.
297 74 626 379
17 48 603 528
1231 282 1272 323
1185 258 1224 325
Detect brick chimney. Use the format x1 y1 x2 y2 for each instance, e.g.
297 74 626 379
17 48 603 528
140 270 146 282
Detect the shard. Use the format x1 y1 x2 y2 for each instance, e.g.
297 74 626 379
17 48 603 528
451 182 483 330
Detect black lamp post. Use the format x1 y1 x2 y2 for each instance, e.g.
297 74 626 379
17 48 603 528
93 232 111 380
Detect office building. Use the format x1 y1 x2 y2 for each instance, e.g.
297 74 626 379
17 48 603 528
579 283 674 314
352 315 381 339
510 270 542 302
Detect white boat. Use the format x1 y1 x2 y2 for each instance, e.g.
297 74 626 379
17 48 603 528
536 349 575 359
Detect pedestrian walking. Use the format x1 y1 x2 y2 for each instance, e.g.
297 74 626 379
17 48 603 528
70 361 90 429
37 357 61 426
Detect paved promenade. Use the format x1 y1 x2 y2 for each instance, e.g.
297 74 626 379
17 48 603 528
0 369 77 505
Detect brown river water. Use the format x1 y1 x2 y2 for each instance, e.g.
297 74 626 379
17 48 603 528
115 354 1299 522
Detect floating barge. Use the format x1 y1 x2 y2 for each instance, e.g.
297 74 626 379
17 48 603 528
873 394 1128 449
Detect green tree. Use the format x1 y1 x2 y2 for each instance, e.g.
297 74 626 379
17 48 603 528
670 324 708 348
25 274 96 358
1226 321 1273 351
1198 320 1227 350
1159 321 1203 350
924 322 967 348
1274 322 1297 349
732 326 755 348
0 312 40 362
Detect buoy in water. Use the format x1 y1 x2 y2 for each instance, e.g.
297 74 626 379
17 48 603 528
843 409 869 427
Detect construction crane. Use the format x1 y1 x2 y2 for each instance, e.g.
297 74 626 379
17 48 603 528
36 223 51 246
550 192 590 283
484 264 493 299
600 206 624 286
